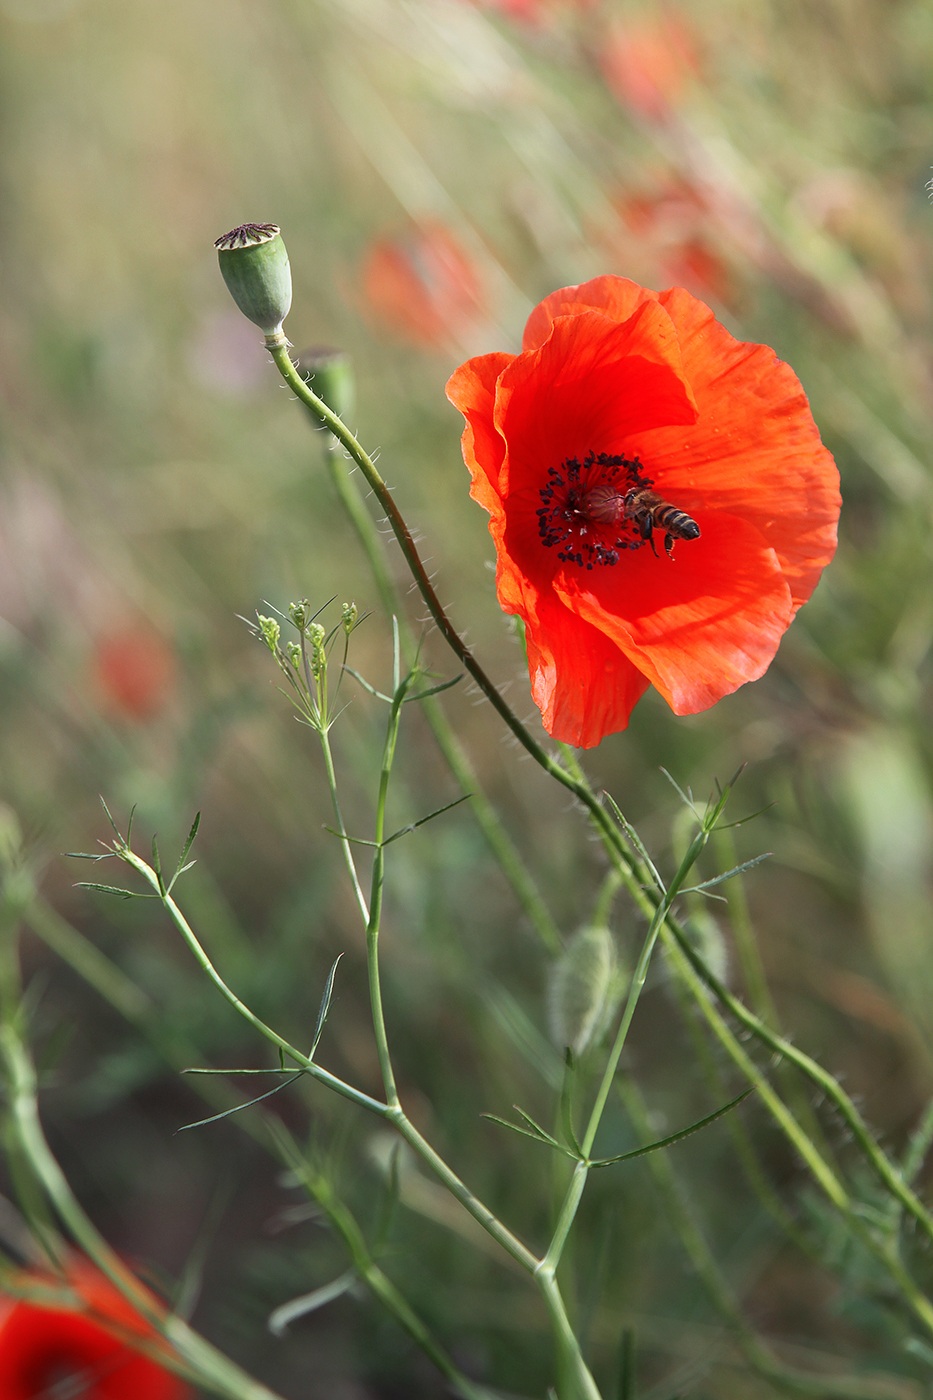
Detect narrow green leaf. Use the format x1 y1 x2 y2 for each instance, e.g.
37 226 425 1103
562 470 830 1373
512 1106 563 1148
151 835 166 896
99 796 120 837
602 793 666 893
383 795 471 845
682 853 771 894
169 812 201 891
343 667 391 703
176 1073 302 1132
321 825 376 848
405 673 464 703
658 768 697 814
718 800 776 830
182 1067 290 1076
73 882 150 901
268 1271 356 1336
482 1114 577 1158
590 1088 754 1168
309 955 342 1059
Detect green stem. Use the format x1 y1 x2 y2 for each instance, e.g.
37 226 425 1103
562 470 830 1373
118 845 544 1283
269 1121 495 1400
120 845 389 1118
22 892 493 1400
619 1076 920 1399
363 648 408 1108
268 338 575 791
389 1108 539 1276
535 1264 603 1400
0 1024 286 1400
319 724 370 926
320 435 562 955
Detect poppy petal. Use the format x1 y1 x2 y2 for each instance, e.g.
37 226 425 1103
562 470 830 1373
499 300 698 496
522 275 658 352
634 286 840 607
524 587 651 747
555 513 793 713
446 352 513 510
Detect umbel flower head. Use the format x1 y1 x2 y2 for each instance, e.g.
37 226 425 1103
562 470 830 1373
446 275 840 748
0 1256 192 1399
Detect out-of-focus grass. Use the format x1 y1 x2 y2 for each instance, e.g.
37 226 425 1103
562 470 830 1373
1 0 932 1396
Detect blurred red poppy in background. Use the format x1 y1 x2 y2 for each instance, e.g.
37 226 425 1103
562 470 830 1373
361 223 484 348
92 624 176 722
447 275 840 748
0 1257 192 1399
599 13 698 120
468 0 596 24
617 179 733 305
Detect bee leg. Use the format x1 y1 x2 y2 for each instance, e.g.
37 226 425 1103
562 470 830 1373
642 523 660 558
664 533 676 559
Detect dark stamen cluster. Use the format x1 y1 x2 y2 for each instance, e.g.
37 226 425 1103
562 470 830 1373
537 451 653 569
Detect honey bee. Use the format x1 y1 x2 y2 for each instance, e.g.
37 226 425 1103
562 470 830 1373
623 489 701 558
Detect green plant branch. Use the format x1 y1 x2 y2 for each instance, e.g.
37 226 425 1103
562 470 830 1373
19 890 496 1400
267 1120 497 1400
317 429 562 955
102 834 544 1283
266 354 933 1336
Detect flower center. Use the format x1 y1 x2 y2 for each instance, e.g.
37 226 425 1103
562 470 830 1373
537 451 700 567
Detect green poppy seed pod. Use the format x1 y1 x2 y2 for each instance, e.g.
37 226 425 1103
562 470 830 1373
298 346 355 424
548 924 621 1058
214 223 292 341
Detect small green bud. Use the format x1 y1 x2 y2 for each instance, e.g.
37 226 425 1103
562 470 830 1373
257 615 281 653
288 599 311 631
286 641 302 669
341 601 358 635
298 346 355 422
215 223 292 339
307 623 326 651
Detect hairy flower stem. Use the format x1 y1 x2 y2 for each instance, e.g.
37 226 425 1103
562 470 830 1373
267 340 573 790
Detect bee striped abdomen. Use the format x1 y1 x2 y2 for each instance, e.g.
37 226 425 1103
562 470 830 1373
623 490 701 558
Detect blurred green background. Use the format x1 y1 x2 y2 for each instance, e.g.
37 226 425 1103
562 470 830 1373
1 0 933 1395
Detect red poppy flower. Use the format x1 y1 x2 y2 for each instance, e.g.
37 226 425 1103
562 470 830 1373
361 224 483 349
599 14 698 120
92 624 176 721
0 1257 192 1399
616 180 733 305
446 275 840 748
